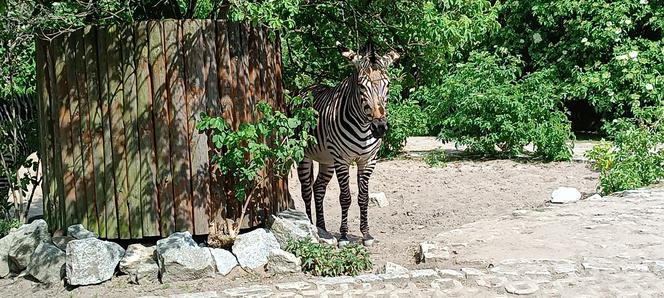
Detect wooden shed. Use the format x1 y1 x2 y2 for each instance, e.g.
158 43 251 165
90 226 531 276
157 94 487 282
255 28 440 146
35 20 291 239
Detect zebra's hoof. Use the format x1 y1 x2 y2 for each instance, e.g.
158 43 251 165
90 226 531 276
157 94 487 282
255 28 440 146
338 236 350 248
363 235 375 247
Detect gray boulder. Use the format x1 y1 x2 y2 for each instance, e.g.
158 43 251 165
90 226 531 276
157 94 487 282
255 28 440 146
119 244 159 284
26 242 65 284
156 232 215 283
66 238 125 285
209 248 238 275
52 235 75 251
266 249 301 274
8 219 50 271
232 228 280 269
382 262 409 275
269 209 318 247
0 233 17 278
67 224 96 239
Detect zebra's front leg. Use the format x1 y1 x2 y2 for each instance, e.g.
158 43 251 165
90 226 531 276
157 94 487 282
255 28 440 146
357 159 377 246
313 163 334 231
335 162 352 247
297 159 314 223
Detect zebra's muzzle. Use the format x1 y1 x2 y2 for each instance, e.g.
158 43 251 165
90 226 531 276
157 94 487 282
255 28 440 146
370 119 388 139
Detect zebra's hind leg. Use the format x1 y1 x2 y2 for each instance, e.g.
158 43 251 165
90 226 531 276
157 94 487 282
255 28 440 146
297 159 314 223
357 159 377 247
313 163 334 231
334 162 352 247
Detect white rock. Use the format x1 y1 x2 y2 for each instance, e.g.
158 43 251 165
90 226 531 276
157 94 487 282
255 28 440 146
171 291 219 298
550 187 581 204
269 209 318 248
52 235 74 251
0 233 16 278
586 194 603 201
266 249 301 274
67 224 96 239
156 232 215 282
461 267 485 278
66 238 125 285
382 262 409 274
410 269 438 278
8 219 51 271
209 248 238 275
419 242 450 262
369 192 389 207
119 244 159 284
232 228 280 269
26 242 65 284
437 269 465 279
505 281 539 295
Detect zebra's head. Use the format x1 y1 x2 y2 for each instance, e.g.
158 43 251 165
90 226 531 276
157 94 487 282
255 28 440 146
336 41 400 138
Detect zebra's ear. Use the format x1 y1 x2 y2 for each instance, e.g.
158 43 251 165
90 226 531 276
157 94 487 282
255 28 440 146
336 41 360 63
382 50 400 66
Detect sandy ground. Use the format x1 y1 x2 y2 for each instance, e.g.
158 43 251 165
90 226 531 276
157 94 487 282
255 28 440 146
0 138 601 297
287 157 599 269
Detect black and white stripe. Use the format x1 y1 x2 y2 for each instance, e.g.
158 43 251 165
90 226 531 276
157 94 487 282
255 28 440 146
297 41 399 246
1 93 37 199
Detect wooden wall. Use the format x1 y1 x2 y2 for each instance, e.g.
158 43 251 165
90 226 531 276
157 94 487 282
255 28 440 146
36 20 289 239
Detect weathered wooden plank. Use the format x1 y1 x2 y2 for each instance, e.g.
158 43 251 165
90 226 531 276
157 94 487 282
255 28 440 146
148 20 175 236
76 28 98 235
183 20 211 235
69 30 92 230
54 32 78 228
85 26 106 238
97 26 119 239
164 20 193 233
224 22 244 224
106 24 132 239
46 38 64 231
120 24 143 239
35 39 51 228
135 21 161 237
210 20 231 227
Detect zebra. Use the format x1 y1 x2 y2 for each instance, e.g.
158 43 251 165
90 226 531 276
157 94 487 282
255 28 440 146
0 93 37 203
297 40 399 246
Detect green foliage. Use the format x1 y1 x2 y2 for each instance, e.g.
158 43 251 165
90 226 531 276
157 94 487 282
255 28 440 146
378 68 428 158
197 96 317 202
0 218 20 238
285 238 372 277
424 149 447 167
586 108 664 195
492 0 663 126
419 51 574 160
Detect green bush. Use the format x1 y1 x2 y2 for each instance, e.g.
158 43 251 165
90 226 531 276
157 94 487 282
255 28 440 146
586 108 664 195
424 149 447 167
285 238 372 277
419 51 574 160
0 218 20 238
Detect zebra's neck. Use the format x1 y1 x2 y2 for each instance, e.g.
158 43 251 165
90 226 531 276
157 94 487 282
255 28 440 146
337 72 370 130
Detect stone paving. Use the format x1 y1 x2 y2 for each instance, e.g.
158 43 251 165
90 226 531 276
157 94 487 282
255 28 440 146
143 186 664 297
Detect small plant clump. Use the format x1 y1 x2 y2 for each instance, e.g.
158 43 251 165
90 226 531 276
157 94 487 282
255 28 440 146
0 218 20 238
424 149 447 167
285 238 372 277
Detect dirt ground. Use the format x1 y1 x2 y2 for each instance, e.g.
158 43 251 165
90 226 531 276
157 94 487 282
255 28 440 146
0 138 601 297
287 156 599 270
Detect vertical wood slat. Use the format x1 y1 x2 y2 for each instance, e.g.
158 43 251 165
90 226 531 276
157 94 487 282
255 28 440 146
148 21 175 236
107 25 132 239
183 20 211 235
135 21 161 237
77 30 99 235
210 20 231 227
35 40 51 228
97 27 119 239
71 30 94 231
54 33 78 228
85 26 106 238
120 25 143 239
164 20 194 233
46 40 64 230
